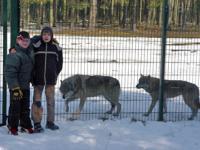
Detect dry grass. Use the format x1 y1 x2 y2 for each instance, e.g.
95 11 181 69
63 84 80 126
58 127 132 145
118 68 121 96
26 25 200 38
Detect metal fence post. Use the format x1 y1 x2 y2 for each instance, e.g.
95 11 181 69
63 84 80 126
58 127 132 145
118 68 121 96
2 0 8 125
158 0 169 121
10 0 20 47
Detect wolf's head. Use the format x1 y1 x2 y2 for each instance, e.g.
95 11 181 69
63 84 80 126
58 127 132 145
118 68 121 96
136 74 151 90
59 79 75 99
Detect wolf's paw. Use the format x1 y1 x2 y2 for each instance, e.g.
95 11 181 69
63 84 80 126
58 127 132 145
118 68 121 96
65 105 69 112
68 117 77 121
113 113 119 117
105 110 112 114
143 113 149 117
188 117 194 120
71 112 80 117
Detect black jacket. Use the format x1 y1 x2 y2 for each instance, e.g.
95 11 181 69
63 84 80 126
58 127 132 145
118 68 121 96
32 39 63 85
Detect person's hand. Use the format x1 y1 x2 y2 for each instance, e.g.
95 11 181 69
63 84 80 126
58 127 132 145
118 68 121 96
9 47 16 54
11 87 23 100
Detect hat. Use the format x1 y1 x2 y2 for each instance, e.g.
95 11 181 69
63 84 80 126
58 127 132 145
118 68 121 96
41 26 53 38
17 31 30 39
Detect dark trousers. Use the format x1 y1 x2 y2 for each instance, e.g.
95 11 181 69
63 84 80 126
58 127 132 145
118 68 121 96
8 89 32 129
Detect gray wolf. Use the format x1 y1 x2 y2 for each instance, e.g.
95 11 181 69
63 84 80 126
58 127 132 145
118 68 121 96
136 74 200 120
60 74 121 117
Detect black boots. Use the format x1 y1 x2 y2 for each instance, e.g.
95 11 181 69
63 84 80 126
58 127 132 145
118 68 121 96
46 121 59 130
34 123 44 133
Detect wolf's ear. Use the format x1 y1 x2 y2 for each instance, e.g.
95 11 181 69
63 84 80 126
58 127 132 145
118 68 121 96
60 80 63 84
140 74 144 77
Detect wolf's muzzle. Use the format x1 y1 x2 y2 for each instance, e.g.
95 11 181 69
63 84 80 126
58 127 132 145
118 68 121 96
136 84 141 88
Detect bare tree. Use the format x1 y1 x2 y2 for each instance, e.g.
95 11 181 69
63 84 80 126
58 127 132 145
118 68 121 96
89 0 97 29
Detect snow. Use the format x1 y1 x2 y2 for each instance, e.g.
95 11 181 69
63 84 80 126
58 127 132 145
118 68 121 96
1 30 200 149
1 120 200 150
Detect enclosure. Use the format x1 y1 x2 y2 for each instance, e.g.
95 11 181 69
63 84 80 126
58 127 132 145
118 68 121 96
1 0 200 126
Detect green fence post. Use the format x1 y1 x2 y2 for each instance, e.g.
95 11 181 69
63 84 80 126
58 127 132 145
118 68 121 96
2 0 8 125
10 0 20 47
158 0 169 121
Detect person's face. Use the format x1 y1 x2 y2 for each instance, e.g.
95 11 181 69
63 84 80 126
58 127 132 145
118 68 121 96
42 32 51 43
17 37 30 49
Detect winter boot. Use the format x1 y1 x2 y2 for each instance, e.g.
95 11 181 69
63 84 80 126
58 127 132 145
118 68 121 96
7 125 18 135
46 121 59 130
21 127 34 134
34 123 44 133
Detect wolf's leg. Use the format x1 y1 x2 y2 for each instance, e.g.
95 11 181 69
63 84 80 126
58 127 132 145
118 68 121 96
71 97 86 118
188 108 198 120
65 101 69 112
104 95 115 114
182 94 198 120
144 99 157 116
105 102 115 114
113 102 121 116
163 99 167 114
65 98 75 112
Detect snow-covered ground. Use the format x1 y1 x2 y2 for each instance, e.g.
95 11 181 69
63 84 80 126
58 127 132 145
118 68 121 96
1 119 200 150
1 30 200 149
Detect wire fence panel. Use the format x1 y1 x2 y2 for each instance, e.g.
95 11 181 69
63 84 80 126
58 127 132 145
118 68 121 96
4 0 199 122
0 26 3 125
164 5 200 121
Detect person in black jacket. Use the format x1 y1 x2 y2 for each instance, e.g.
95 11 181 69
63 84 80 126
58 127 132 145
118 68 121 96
5 31 34 135
31 26 63 132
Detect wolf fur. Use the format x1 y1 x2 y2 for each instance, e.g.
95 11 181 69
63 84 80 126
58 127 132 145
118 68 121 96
136 74 200 120
60 74 121 117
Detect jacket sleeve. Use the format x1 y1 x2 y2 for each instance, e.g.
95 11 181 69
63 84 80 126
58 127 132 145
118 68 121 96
4 54 21 89
31 35 41 44
57 47 63 75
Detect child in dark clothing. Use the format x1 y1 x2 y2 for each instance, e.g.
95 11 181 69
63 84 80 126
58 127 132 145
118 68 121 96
5 31 34 135
31 26 63 132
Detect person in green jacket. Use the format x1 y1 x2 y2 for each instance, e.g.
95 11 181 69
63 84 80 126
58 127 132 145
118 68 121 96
5 31 34 135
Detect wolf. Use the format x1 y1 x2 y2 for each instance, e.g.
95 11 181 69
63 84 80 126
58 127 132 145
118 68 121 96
60 74 121 117
136 74 200 120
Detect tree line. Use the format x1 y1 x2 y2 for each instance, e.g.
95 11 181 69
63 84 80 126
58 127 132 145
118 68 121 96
1 0 200 31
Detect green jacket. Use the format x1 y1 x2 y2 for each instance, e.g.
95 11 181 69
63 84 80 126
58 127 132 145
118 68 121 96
5 44 34 89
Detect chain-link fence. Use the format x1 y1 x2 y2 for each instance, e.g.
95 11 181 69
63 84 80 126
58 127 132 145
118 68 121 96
2 0 200 123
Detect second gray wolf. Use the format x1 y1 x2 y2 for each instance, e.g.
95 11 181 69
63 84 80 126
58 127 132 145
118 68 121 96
60 74 121 117
136 74 200 120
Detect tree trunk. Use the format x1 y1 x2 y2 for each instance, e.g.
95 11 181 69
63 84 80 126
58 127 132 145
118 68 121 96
130 0 137 31
53 0 57 27
89 0 97 29
50 0 53 26
121 5 127 28
40 2 44 25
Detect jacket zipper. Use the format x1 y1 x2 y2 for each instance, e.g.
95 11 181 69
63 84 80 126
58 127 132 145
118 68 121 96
44 43 47 85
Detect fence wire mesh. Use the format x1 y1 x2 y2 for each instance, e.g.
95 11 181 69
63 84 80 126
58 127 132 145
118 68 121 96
2 0 200 122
